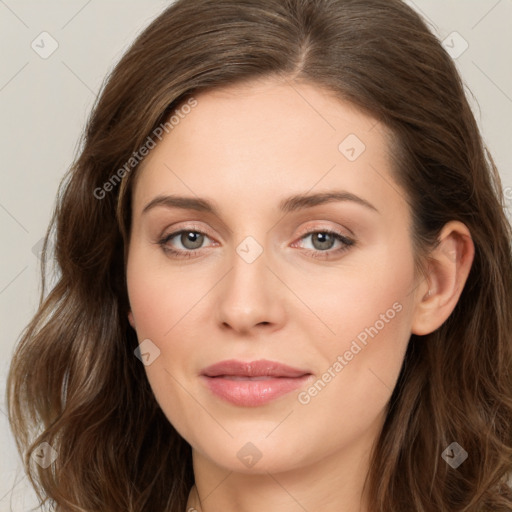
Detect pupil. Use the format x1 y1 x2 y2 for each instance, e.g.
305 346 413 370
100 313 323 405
182 232 203 249
178 232 336 251
313 233 334 250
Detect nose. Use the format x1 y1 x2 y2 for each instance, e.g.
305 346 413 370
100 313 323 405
215 240 287 335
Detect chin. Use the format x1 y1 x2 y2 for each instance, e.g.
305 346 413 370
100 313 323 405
191 434 313 475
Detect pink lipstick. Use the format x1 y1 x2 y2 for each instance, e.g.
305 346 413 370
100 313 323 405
200 359 312 407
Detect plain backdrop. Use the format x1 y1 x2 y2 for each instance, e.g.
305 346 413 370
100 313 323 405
1 1 511 509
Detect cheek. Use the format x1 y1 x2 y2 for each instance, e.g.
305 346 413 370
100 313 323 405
294 244 416 412
126 252 202 434
292 242 416 353
126 250 204 339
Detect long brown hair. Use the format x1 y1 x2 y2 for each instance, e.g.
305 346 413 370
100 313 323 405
7 0 512 510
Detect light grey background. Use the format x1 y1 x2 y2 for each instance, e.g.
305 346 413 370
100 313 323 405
1 1 511 509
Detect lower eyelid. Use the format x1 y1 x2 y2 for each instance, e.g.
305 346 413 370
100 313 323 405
294 230 353 246
165 230 214 248
159 228 354 255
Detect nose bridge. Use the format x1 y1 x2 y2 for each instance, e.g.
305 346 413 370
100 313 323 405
215 233 285 332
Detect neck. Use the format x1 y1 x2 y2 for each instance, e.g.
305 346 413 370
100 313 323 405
185 430 377 512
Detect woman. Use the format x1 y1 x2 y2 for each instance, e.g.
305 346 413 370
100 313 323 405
7 0 512 510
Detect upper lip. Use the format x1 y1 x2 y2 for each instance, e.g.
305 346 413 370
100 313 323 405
201 359 311 378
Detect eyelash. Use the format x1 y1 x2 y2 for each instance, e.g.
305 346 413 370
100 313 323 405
156 227 355 260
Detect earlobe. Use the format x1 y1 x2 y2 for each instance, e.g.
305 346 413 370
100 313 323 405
128 311 136 329
411 221 475 336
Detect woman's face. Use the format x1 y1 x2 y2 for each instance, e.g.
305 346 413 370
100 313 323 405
126 78 423 475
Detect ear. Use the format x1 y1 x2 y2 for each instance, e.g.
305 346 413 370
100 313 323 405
128 311 136 329
411 221 474 335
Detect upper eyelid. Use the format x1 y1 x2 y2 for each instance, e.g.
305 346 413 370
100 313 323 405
161 225 350 239
161 219 352 237
153 209 346 242
161 227 216 245
294 223 352 239
161 225 353 249
161 222 213 237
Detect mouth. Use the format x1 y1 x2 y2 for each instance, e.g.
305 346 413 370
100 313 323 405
200 359 313 407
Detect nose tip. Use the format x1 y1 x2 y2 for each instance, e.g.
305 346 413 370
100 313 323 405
215 241 286 335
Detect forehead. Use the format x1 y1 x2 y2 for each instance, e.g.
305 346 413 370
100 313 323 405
172 79 380 151
131 78 399 216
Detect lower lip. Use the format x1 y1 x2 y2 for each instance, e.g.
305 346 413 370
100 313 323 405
200 375 312 407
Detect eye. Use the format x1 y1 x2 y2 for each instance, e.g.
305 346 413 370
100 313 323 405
173 231 206 250
293 229 355 258
156 226 355 260
157 228 214 257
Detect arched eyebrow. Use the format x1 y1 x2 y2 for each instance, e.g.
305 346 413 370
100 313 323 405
142 190 379 216
279 191 378 213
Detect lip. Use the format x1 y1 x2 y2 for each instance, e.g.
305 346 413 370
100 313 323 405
200 359 312 407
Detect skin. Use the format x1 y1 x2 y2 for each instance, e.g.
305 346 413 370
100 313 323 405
126 77 474 512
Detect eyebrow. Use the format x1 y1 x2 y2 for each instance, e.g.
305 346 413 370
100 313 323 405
142 191 379 216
